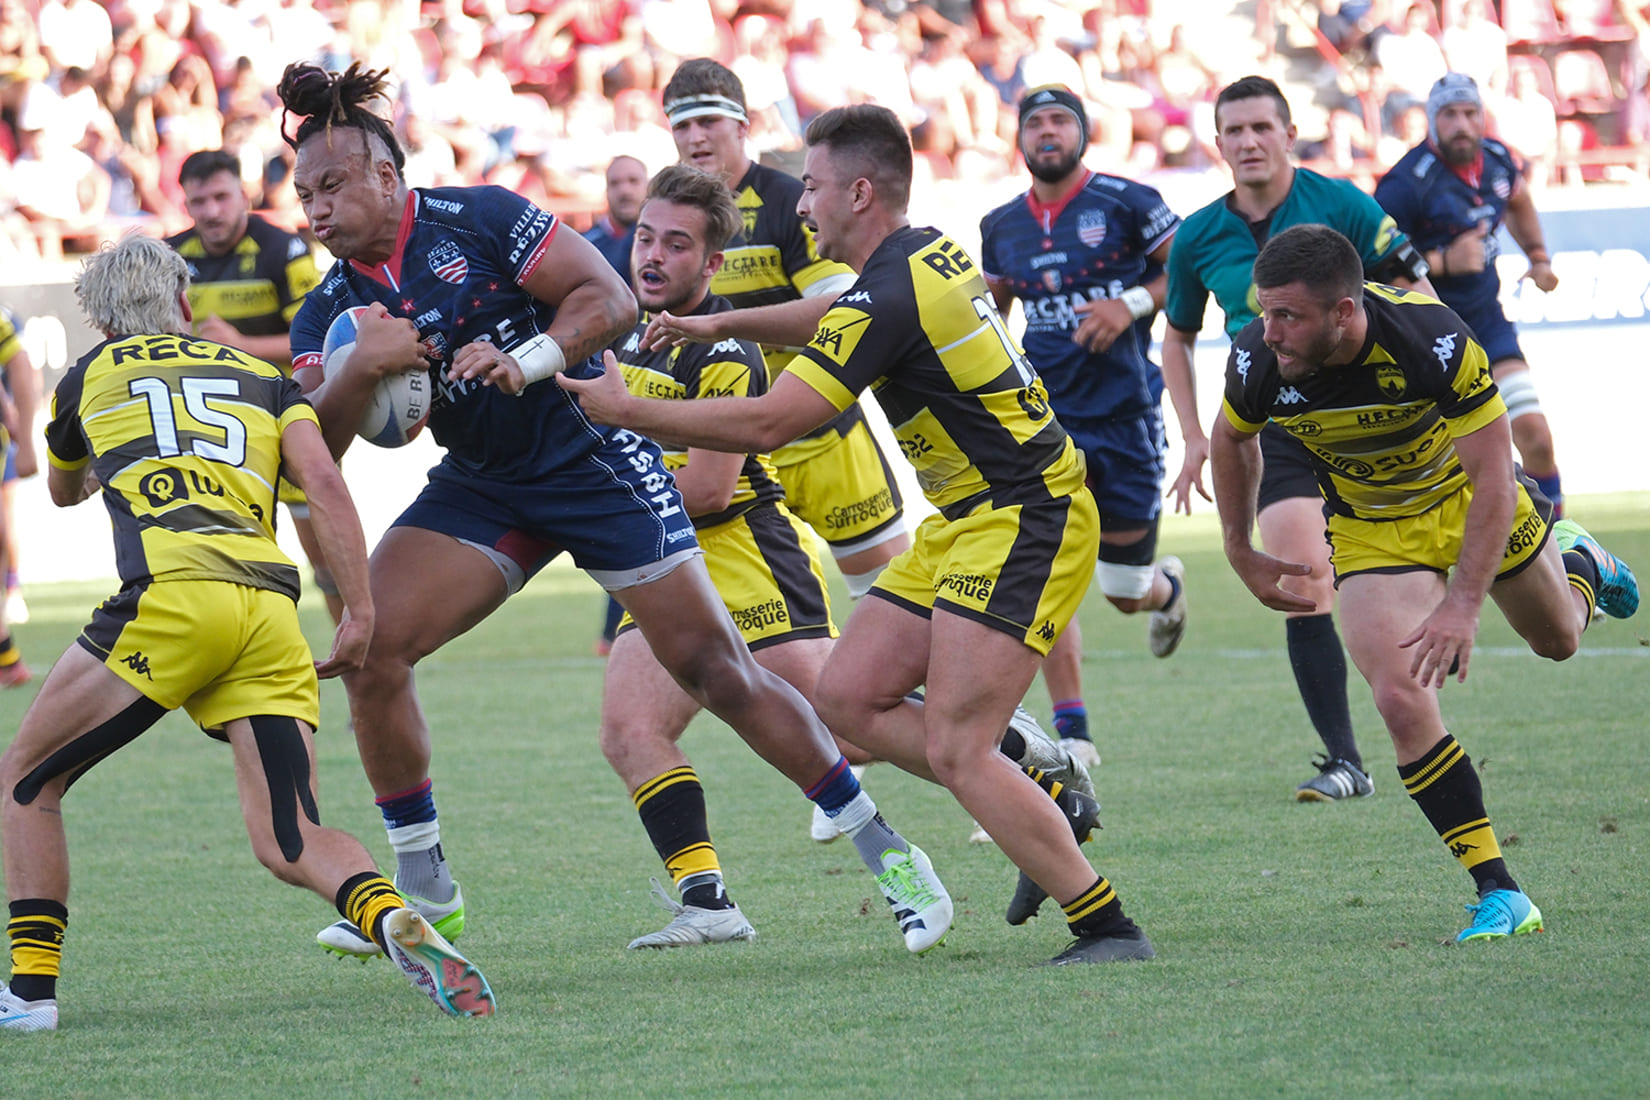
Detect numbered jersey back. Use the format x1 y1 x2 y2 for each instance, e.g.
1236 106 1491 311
45 333 315 596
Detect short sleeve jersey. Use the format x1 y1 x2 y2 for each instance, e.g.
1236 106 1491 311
980 170 1179 421
0 306 22 365
1374 138 1522 325
608 293 784 529
167 215 321 354
712 161 859 422
292 186 607 482
787 226 1085 519
46 334 313 596
1221 285 1502 521
1167 167 1413 338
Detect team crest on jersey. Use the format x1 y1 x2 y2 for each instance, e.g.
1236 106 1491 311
1077 210 1107 247
1491 174 1510 199
1376 364 1407 400
1042 269 1063 293
428 240 469 284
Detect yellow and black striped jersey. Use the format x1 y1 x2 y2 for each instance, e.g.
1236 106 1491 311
788 225 1085 519
0 306 21 364
167 215 320 360
1222 284 1503 521
608 295 785 530
714 162 851 311
45 333 317 597
713 161 859 438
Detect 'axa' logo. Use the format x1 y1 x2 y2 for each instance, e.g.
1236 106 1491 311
1432 332 1458 368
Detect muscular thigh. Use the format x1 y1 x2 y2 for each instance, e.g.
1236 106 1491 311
366 526 510 663
873 490 1099 657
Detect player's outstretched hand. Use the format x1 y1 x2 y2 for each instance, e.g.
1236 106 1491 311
1228 545 1317 613
1072 297 1131 353
316 611 373 679
641 309 718 351
1167 435 1211 514
556 351 632 426
1398 597 1479 687
450 340 527 395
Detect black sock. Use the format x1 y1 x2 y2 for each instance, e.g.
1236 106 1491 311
1285 615 1362 769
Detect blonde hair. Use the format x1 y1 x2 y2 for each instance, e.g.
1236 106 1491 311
76 233 190 336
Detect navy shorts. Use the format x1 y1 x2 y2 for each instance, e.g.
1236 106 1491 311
1460 302 1525 365
1257 422 1323 512
394 428 699 580
1066 407 1167 528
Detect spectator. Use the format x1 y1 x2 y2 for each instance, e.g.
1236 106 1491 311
36 0 114 76
1376 3 1448 109
8 87 111 257
1497 63 1561 183
731 14 803 147
1442 0 1509 96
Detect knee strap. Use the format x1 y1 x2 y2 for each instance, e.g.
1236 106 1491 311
13 697 168 805
1496 369 1542 422
250 715 321 863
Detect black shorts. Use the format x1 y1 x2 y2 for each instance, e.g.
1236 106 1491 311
1257 422 1323 512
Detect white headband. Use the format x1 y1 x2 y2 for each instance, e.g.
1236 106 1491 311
664 93 748 126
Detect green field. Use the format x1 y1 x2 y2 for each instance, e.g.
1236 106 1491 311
3 495 1647 1098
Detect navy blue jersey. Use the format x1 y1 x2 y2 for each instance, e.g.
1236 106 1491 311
293 186 613 482
583 215 635 286
980 171 1178 421
1374 139 1521 326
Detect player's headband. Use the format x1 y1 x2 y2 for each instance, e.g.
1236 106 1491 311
1018 85 1088 158
664 93 748 126
1426 72 1481 143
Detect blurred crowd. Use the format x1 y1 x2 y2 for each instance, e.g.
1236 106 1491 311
1 0 1647 268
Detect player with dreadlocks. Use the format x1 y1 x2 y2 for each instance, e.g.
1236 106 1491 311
276 63 954 959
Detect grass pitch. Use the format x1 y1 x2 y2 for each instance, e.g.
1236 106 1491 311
2 495 1646 1098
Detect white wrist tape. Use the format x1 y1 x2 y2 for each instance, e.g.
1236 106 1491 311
1121 285 1156 320
511 332 566 390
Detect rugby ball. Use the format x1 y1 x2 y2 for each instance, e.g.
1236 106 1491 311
321 305 432 448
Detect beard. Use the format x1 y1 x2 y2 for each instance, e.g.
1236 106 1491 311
1270 323 1342 382
1439 132 1479 166
1026 147 1082 183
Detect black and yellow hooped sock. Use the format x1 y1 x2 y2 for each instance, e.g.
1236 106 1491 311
1062 876 1131 938
1399 735 1516 896
0 632 21 669
1562 547 1600 620
8 898 68 1002
336 872 405 950
633 767 729 908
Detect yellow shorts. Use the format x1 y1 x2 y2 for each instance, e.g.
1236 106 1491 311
871 489 1100 656
772 410 904 553
1329 476 1553 583
278 477 308 511
78 579 320 734
619 500 837 651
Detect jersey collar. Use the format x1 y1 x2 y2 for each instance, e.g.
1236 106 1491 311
1024 170 1092 237
1432 141 1484 189
347 190 420 290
